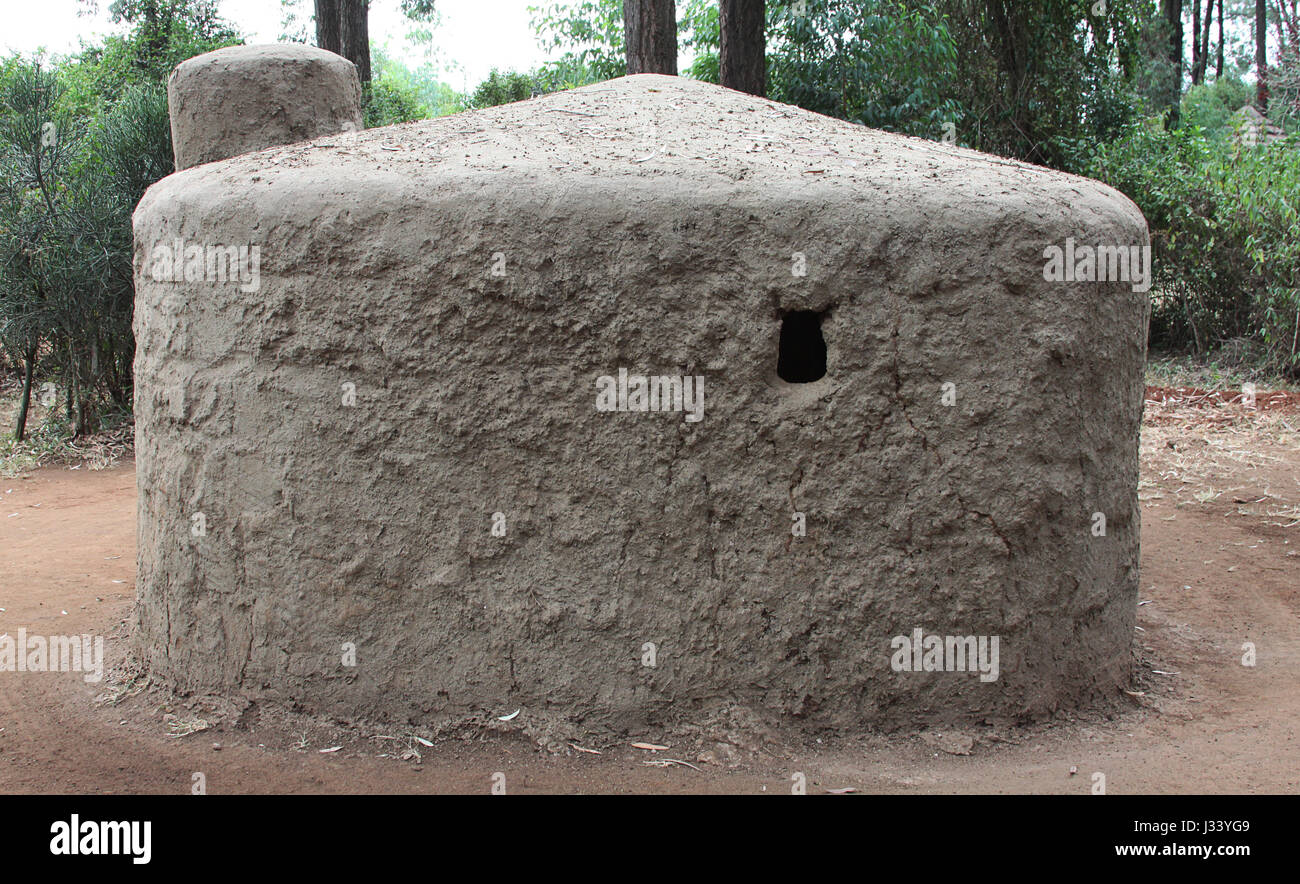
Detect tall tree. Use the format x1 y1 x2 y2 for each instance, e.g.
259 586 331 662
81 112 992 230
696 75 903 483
1194 0 1214 83
986 0 1040 158
720 0 765 96
1162 0 1183 127
1193 0 1201 83
1202 0 1215 81
341 0 371 87
623 0 677 75
1273 0 1300 116
314 0 369 87
1257 0 1270 110
315 0 341 54
1217 0 1225 78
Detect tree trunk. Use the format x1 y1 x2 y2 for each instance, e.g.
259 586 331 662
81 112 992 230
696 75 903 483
315 0 341 54
1163 0 1183 127
75 398 89 438
341 0 371 88
1281 0 1299 45
1192 0 1201 84
14 347 36 443
1217 0 1224 78
1196 0 1215 83
987 0 1039 162
720 0 766 96
1257 0 1270 111
623 0 677 75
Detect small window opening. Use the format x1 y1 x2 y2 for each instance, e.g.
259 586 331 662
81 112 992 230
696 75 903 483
777 310 827 383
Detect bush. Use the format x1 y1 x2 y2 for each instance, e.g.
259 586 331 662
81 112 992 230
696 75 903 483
364 77 429 127
1090 120 1300 374
768 0 963 139
469 70 535 109
363 49 446 127
1181 75 1253 140
0 2 240 439
0 65 172 437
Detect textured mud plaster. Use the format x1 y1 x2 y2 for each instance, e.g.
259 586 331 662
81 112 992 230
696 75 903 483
167 44 363 171
133 74 1148 737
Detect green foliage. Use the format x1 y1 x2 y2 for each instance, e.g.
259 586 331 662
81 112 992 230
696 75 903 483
528 0 627 83
1 0 231 438
277 0 312 43
365 50 435 126
531 56 610 92
400 0 440 22
935 0 1149 169
368 48 466 121
767 0 962 138
680 0 720 82
658 0 1145 162
527 0 720 86
1091 121 1300 374
1181 75 1253 139
1273 45 1300 131
0 61 134 436
0 62 80 372
93 83 173 205
469 69 536 109
61 0 240 112
365 78 429 126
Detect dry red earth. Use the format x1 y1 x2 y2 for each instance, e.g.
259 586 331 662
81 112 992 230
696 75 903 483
1 390 1297 794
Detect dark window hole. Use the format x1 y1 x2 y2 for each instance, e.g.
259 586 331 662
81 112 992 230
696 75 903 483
777 310 827 383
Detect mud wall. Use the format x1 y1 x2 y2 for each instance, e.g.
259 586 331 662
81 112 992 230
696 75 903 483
133 74 1148 738
168 44 362 171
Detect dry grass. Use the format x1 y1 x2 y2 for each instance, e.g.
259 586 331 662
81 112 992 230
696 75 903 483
1140 386 1300 528
0 377 133 476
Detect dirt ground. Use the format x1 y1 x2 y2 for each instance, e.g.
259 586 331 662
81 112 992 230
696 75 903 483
1 386 1297 794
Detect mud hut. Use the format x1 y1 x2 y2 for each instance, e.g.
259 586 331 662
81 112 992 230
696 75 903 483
133 52 1148 740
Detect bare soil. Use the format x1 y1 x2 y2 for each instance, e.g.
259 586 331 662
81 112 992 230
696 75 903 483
1 388 1297 794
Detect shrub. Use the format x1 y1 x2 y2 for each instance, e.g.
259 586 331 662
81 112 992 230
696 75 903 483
364 77 430 127
1090 120 1300 375
0 65 173 438
469 69 535 109
1181 75 1254 141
